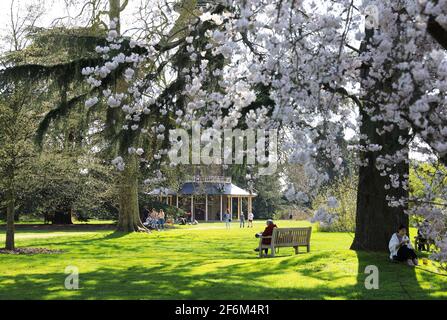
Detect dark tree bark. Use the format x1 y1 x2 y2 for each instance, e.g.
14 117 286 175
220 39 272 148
107 0 146 233
109 0 121 33
425 0 447 49
350 119 409 251
116 154 147 232
5 188 15 250
427 15 447 50
350 27 410 251
52 208 73 224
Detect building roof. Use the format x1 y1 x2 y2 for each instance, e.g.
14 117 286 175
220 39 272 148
179 182 255 196
146 182 256 197
146 187 177 196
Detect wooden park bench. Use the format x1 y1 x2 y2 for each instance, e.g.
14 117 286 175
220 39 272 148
258 227 312 257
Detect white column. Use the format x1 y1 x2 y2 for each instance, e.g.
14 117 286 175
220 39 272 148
176 195 179 208
220 195 223 221
238 197 241 220
205 195 208 221
230 197 233 217
191 195 194 220
248 197 252 214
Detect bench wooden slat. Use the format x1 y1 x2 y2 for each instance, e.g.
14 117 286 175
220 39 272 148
258 227 312 257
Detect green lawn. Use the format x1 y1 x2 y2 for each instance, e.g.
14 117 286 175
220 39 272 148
0 220 446 300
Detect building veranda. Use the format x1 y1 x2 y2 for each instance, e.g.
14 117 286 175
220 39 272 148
147 176 256 221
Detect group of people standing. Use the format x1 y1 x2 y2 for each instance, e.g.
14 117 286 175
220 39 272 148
143 207 165 230
223 208 254 229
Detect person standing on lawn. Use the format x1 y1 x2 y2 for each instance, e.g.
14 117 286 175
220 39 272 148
239 211 245 228
158 209 165 230
247 211 254 228
224 208 231 229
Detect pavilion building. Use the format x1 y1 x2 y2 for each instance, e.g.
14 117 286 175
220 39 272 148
147 176 256 221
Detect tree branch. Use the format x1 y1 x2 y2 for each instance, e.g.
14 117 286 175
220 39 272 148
427 15 447 50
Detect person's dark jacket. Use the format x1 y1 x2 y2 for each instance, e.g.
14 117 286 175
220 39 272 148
261 224 277 245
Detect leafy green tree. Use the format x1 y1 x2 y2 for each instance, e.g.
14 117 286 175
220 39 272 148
251 174 284 219
0 0 220 232
18 151 117 222
0 82 42 249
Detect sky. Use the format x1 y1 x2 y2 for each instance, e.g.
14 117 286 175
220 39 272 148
0 0 70 51
0 0 143 52
0 0 65 33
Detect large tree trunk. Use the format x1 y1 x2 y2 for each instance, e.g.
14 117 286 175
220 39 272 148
5 189 15 250
350 121 409 251
107 0 146 232
52 208 73 224
116 155 147 232
427 14 447 50
109 0 120 32
350 27 410 251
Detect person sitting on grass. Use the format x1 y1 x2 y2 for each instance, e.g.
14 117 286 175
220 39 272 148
254 219 278 255
143 215 151 227
147 209 155 228
179 215 187 225
389 224 418 266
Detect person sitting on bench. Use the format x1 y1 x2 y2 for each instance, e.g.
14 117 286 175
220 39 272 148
254 219 277 255
389 224 418 266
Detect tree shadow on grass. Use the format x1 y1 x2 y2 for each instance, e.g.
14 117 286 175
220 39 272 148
2 251 445 300
3 228 446 300
0 261 359 300
0 247 382 300
0 235 359 300
353 250 444 299
99 231 130 240
16 230 129 249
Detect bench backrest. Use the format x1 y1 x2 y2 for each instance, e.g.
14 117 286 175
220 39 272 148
271 227 312 247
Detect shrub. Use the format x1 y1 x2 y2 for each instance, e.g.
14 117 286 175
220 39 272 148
273 207 312 221
311 176 357 232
